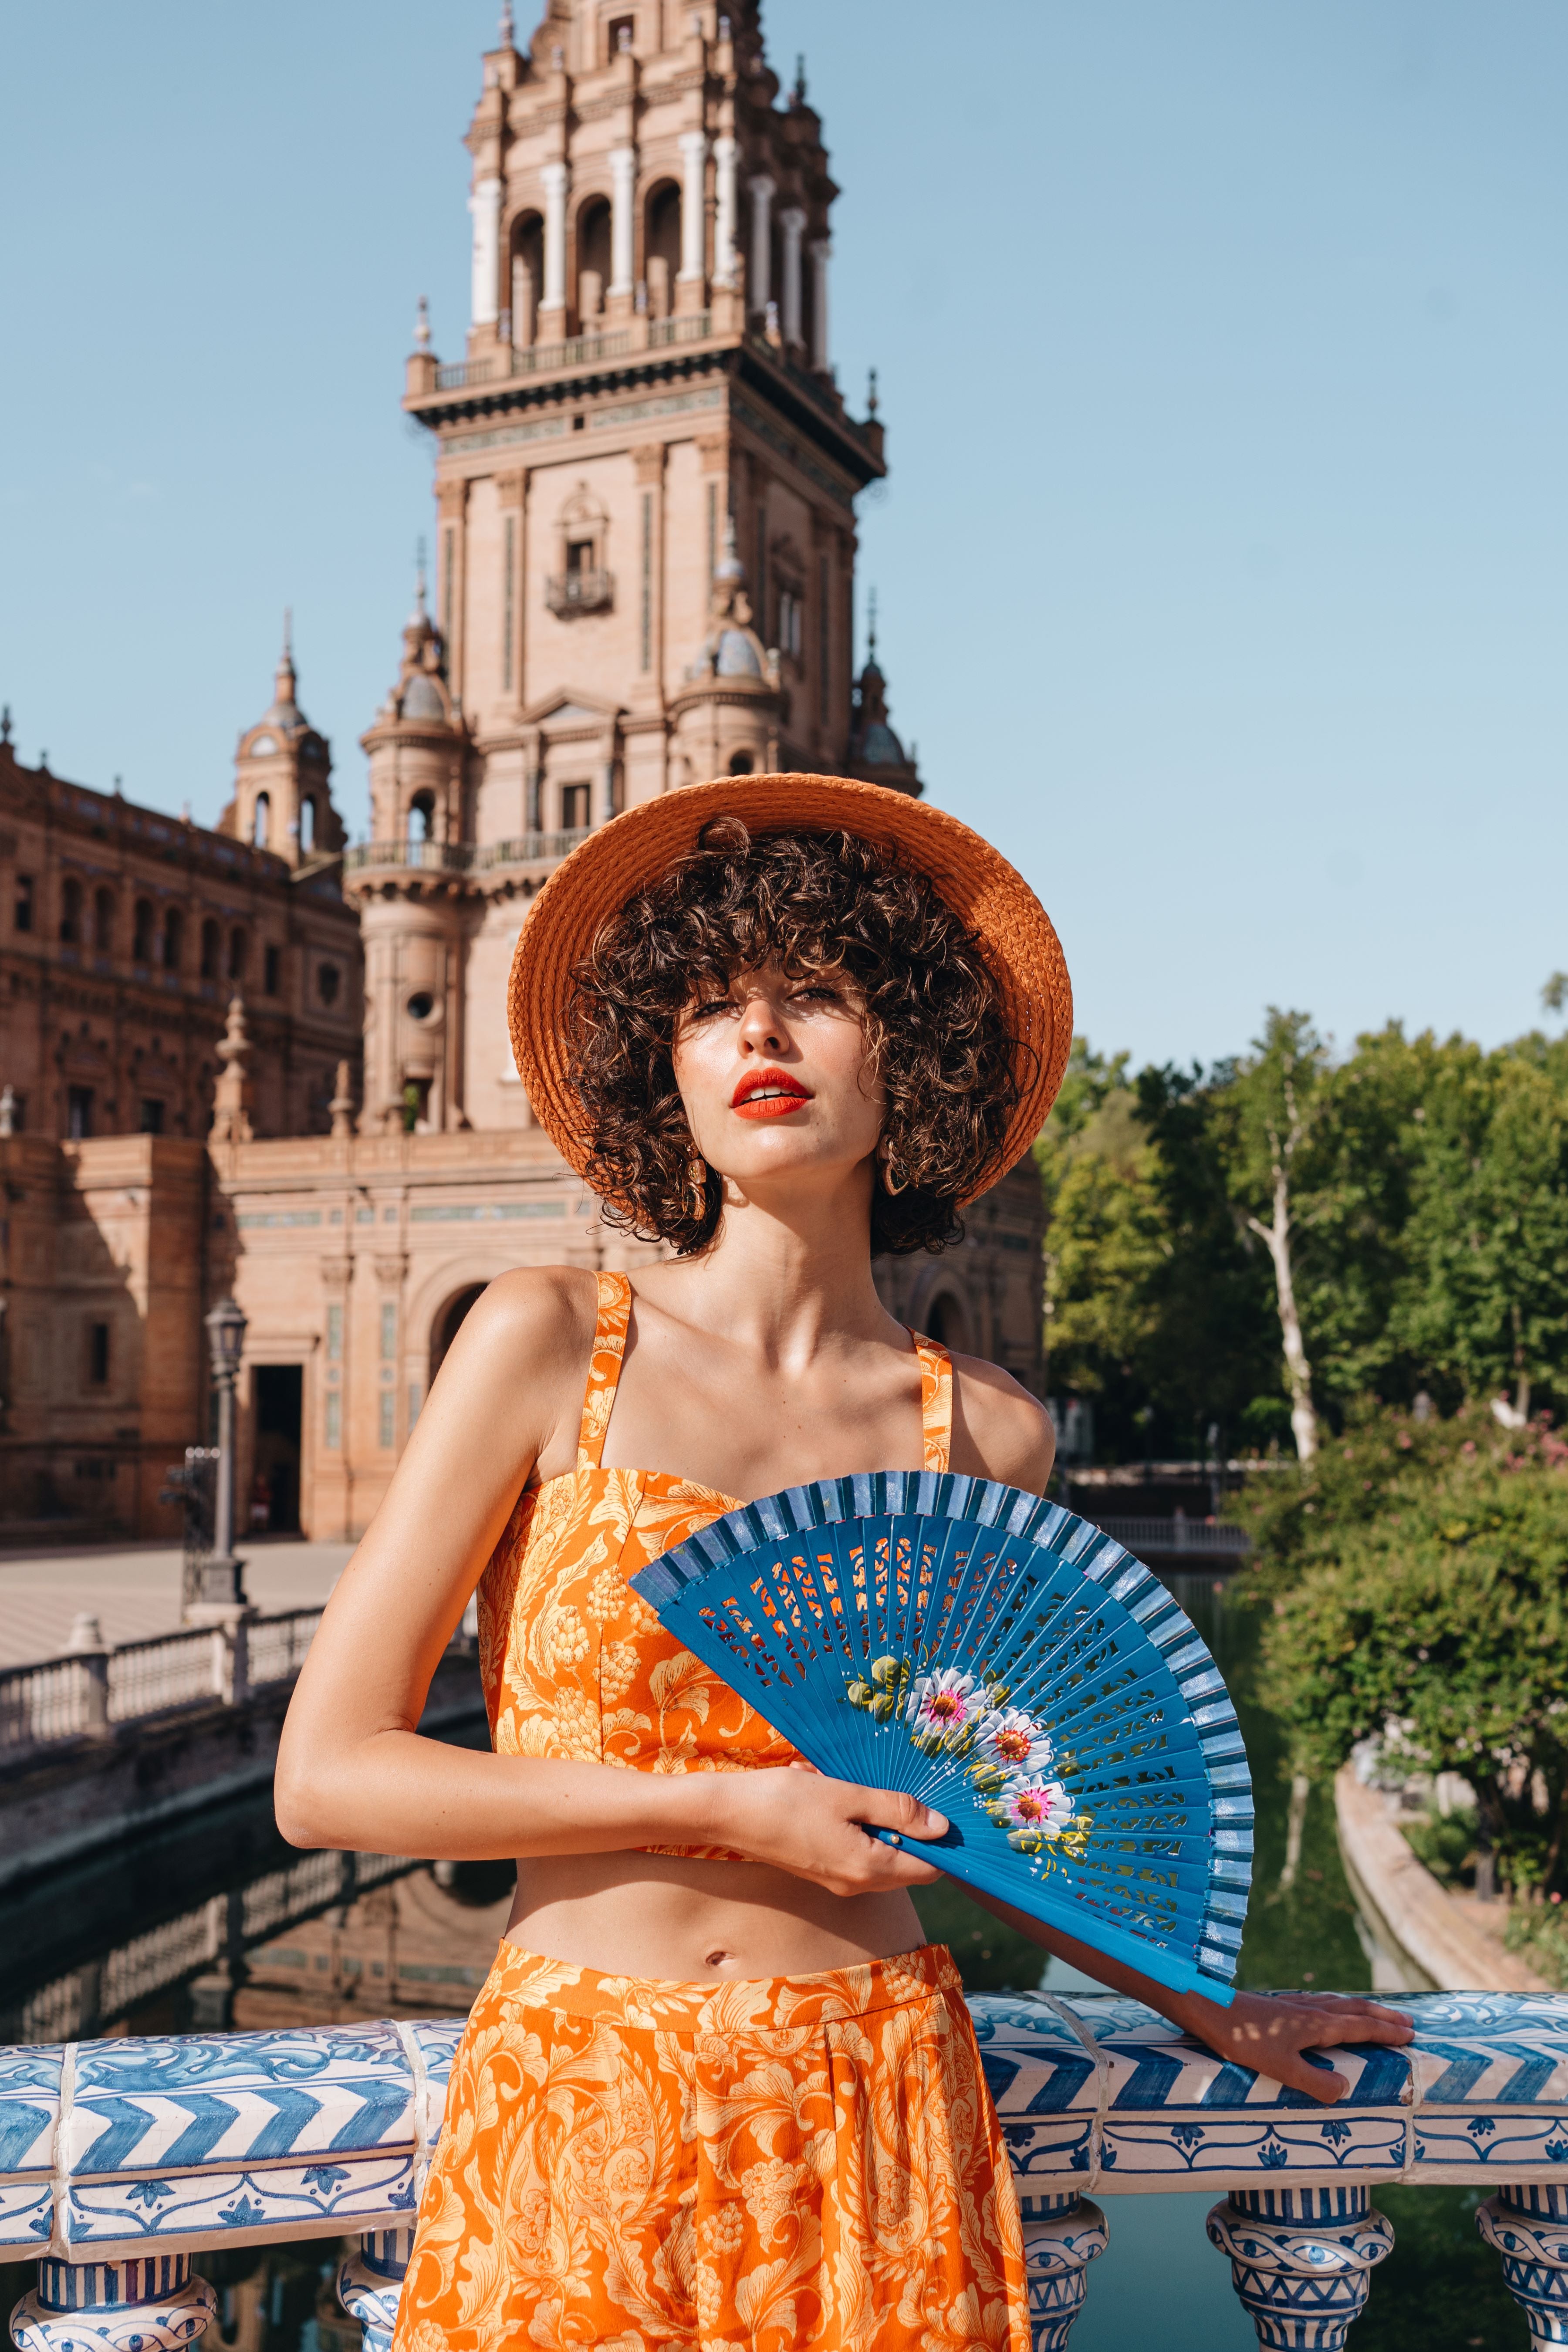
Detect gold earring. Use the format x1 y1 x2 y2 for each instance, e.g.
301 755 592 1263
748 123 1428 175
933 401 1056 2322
880 1145 910 1196
685 1156 710 1220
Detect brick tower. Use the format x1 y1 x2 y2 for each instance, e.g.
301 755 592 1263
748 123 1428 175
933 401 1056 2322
346 0 925 1138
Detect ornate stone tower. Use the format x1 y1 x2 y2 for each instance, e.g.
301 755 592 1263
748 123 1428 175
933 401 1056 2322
221 621 345 867
350 574 470 1133
345 0 926 1136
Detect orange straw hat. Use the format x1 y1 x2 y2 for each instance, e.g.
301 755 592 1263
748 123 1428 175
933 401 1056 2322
507 772 1072 1206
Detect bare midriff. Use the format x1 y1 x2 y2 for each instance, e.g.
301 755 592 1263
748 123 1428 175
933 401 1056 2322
504 1853 927 1980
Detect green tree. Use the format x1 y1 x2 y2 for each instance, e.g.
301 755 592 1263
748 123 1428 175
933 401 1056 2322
1223 1010 1332 1458
1258 1418 1568 1892
1395 1045 1568 1421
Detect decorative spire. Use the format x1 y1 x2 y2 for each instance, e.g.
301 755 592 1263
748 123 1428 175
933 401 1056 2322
329 1059 355 1140
210 996 256 1145
274 610 297 706
498 0 514 46
867 365 879 418
414 294 431 350
0 705 10 746
412 538 428 621
867 585 879 661
793 52 807 102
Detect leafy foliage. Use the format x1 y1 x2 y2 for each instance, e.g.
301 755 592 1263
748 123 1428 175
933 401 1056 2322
1255 1414 1568 1892
1036 1019 1568 1457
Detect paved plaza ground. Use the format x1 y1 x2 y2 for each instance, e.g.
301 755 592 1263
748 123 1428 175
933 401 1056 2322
0 1536 356 1668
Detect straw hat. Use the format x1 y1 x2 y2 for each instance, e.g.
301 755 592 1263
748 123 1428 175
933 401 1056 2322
507 772 1072 1205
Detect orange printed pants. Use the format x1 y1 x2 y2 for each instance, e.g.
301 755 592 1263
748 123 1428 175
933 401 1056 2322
391 1939 1031 2352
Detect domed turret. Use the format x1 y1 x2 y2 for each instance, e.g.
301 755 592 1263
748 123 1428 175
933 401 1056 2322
220 615 346 862
845 593 921 797
668 519 781 782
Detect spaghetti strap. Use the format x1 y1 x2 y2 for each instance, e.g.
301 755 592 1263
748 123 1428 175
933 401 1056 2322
577 1271 633 1469
910 1330 953 1474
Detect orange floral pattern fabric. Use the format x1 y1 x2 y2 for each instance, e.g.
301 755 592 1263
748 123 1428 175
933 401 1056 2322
474 1272 953 1859
391 1940 1031 2352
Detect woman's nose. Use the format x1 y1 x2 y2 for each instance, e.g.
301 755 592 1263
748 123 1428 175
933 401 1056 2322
738 996 787 1052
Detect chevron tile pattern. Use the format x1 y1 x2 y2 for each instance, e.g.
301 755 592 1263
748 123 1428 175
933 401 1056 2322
1 1995 1565 2258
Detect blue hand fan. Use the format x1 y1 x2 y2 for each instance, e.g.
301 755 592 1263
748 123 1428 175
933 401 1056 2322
631 1471 1251 2004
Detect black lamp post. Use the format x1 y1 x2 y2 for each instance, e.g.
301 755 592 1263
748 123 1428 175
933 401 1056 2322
197 1296 249 1613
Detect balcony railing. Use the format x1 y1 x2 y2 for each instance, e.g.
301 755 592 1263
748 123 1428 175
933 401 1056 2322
480 830 591 868
544 567 614 616
342 841 476 878
3 1991 1566 2348
0 1608 327 1757
429 314 714 395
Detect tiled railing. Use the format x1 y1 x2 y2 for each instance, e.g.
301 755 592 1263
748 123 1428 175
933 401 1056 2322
0 1610 325 1757
4 1992 1567 2349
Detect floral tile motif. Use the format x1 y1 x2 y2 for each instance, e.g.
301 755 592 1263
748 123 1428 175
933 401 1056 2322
1099 2111 1409 2190
0 2178 54 2254
66 2024 414 2177
62 2154 418 2255
970 1995 1099 2116
1409 2111 1568 2181
997 2116 1098 2180
403 2018 465 2152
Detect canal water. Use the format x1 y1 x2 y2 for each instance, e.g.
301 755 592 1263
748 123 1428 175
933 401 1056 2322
0 1578 1526 2350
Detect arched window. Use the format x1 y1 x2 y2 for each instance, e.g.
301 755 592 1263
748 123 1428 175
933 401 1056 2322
645 181 681 319
728 750 755 776
300 796 316 853
510 211 544 348
200 917 220 980
161 905 183 973
252 791 270 849
93 887 115 955
576 195 611 325
59 877 82 944
227 925 247 984
133 898 155 964
407 792 434 845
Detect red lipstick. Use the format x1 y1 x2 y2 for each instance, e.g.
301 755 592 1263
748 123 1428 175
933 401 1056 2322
731 1067 812 1120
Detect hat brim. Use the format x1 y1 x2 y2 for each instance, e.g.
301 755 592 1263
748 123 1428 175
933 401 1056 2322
507 773 1072 1210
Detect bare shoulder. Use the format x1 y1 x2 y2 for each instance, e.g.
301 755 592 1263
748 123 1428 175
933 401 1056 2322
949 1353 1057 1494
426 1264 598 1450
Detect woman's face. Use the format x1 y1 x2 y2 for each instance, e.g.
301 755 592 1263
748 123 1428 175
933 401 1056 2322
670 960 885 1203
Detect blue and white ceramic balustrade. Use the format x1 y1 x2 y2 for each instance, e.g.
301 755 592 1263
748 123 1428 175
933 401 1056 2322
4 1992 1568 2351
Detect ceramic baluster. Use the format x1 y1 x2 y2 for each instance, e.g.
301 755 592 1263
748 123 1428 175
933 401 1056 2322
1018 2190 1108 2349
10 2256 216 2352
338 2225 414 2352
1206 2185 1392 2346
1478 2183 1568 2346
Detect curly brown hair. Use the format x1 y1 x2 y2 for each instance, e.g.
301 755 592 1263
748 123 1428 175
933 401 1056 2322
567 817 1021 1256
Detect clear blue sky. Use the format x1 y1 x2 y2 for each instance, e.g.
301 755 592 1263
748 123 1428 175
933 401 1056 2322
3 2 1563 1071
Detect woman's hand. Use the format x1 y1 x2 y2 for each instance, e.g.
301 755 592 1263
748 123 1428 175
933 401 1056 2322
1167 1987 1415 2104
713 1764 950 1896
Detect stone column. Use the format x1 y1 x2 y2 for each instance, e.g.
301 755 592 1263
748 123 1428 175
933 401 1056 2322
678 132 708 287
1206 2186 1393 2347
713 136 738 284
608 145 637 301
809 234 831 370
12 2257 216 2352
1019 2190 1108 2349
748 172 774 315
1478 2184 1568 2346
539 161 570 331
469 176 502 328
779 205 806 349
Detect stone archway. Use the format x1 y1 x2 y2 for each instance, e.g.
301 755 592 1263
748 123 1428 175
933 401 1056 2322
429 1283 487 1384
920 1286 974 1355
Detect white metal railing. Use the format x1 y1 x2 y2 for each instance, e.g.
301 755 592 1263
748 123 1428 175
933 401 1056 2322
3 1992 1566 2350
1092 1516 1252 1555
1 1609 331 1759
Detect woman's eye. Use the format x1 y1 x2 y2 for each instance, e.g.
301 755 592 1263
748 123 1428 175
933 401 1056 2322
689 998 733 1021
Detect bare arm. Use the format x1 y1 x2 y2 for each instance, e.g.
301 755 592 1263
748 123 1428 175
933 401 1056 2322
274 1269 948 1896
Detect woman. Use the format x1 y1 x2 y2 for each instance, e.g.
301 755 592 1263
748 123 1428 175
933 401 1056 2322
278 775 1410 2352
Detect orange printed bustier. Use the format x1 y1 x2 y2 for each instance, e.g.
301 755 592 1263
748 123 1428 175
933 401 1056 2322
476 1269 954 1857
